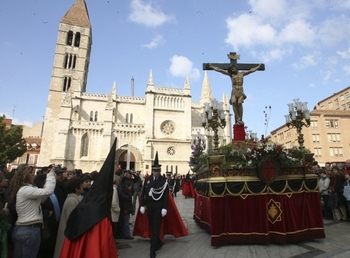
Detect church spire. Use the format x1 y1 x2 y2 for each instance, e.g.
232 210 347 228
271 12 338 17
61 0 91 28
146 69 155 91
184 76 190 95
148 70 154 86
200 71 213 105
184 76 190 90
222 92 229 111
112 81 117 95
106 81 116 109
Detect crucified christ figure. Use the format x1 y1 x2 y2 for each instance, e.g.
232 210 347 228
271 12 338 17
206 63 262 125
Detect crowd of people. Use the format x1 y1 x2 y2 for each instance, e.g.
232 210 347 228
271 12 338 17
316 159 350 222
0 162 195 258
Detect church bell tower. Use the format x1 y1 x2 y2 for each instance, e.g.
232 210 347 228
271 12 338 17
40 0 92 166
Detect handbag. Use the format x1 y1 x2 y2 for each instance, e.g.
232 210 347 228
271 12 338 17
320 198 325 208
41 220 52 242
328 193 339 208
343 181 350 201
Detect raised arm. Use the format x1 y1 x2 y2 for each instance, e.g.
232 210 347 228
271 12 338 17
243 63 262 76
206 63 229 76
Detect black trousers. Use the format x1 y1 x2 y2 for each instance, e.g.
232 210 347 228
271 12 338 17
146 201 163 250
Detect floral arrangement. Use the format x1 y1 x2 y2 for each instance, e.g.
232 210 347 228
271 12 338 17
190 139 311 171
236 139 309 168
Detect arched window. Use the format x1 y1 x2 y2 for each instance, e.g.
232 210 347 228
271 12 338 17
66 30 73 45
63 54 76 69
68 54 72 69
81 133 89 157
125 113 129 123
94 111 98 122
63 54 68 68
72 55 76 69
63 77 71 92
74 32 81 47
130 114 133 124
90 111 93 121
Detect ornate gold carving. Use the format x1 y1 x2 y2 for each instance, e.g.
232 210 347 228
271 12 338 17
267 199 282 224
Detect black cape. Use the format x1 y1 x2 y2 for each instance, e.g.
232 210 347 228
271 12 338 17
64 139 116 240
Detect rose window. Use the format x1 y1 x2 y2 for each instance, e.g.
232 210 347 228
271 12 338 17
167 147 176 156
161 120 175 135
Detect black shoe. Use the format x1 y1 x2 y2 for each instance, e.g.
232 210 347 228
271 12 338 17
150 247 156 258
123 236 134 240
155 240 164 251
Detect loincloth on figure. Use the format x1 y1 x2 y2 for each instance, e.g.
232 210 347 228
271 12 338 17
229 88 247 104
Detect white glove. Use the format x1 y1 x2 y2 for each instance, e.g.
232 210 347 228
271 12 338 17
140 206 145 214
161 209 167 217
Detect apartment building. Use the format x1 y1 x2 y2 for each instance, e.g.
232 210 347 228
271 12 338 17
270 86 350 167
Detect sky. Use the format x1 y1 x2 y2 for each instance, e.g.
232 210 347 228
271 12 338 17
1 0 350 138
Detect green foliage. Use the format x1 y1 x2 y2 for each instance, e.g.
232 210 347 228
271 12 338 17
0 117 27 163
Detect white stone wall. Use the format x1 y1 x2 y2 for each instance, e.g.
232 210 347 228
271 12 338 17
38 3 233 173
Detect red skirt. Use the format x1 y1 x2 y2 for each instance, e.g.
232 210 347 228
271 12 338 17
133 192 188 239
60 217 118 258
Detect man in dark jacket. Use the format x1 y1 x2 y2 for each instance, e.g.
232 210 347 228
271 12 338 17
140 152 169 258
132 171 143 215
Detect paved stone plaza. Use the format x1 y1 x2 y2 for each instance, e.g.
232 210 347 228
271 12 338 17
117 191 350 258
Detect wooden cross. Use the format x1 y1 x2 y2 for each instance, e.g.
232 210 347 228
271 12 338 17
203 52 265 71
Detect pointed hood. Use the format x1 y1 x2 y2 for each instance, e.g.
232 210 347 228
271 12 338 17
61 0 91 28
152 151 161 172
64 138 117 240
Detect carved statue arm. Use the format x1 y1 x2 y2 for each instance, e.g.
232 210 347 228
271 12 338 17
206 63 229 75
243 63 262 76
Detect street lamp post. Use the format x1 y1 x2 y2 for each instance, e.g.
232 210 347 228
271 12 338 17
201 99 226 153
245 128 258 142
285 98 311 149
191 132 206 151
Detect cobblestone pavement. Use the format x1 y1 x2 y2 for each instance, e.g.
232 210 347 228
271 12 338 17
117 191 350 258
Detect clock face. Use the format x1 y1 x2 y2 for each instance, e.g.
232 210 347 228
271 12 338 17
161 120 175 135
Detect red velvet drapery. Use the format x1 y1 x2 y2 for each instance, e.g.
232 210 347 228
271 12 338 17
194 191 325 246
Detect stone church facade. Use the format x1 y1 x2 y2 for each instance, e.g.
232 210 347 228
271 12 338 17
38 0 232 174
